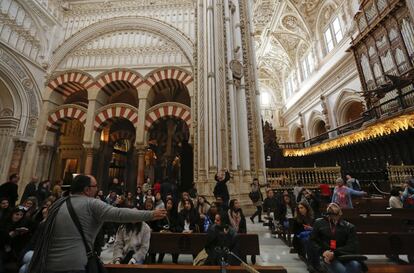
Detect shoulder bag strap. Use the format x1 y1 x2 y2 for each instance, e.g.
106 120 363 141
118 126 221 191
66 197 93 257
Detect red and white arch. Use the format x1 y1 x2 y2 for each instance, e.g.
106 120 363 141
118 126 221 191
145 103 191 131
47 71 95 99
146 68 193 87
46 106 87 132
94 105 138 131
96 70 145 96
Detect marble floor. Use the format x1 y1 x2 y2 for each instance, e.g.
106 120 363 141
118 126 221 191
101 221 308 272
101 220 400 272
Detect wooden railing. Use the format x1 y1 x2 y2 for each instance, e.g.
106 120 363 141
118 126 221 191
266 166 341 188
387 165 414 185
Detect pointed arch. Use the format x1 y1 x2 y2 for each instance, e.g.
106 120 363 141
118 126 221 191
334 90 365 126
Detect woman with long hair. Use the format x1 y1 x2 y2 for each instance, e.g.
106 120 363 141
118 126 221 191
228 199 247 233
177 199 200 233
292 201 314 261
112 222 151 264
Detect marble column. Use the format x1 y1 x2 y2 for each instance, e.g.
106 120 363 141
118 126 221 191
35 144 54 180
136 147 145 187
8 140 27 176
84 147 95 175
135 84 151 146
407 0 414 21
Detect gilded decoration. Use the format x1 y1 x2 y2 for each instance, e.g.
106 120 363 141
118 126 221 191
283 113 414 157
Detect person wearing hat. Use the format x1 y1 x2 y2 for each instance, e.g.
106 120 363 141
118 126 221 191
309 203 365 273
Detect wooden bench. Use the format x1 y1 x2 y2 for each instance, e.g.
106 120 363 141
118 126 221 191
148 232 260 264
105 264 288 273
367 264 414 273
357 232 414 261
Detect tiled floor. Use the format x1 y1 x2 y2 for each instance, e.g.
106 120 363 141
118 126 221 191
101 220 400 272
101 221 308 272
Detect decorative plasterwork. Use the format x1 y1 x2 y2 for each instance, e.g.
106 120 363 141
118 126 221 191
59 29 189 70
283 112 414 157
62 0 195 42
50 16 194 72
0 46 41 138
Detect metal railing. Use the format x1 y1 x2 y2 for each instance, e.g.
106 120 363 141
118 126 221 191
266 166 341 188
279 85 414 149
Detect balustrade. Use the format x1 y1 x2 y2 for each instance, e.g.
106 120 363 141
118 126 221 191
266 166 341 188
387 164 414 185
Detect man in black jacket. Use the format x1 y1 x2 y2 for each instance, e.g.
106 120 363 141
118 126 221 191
21 177 39 203
309 203 364 273
0 174 19 206
213 170 230 209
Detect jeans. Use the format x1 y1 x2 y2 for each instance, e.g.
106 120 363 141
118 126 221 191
324 260 362 273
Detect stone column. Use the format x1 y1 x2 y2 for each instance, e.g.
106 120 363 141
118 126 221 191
136 147 145 187
8 140 27 176
135 83 151 146
84 147 95 175
407 0 414 21
83 85 103 148
35 144 54 180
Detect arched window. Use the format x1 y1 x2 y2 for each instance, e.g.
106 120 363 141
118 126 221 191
324 17 344 54
301 51 315 81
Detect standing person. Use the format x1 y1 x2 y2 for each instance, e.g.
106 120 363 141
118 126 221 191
21 177 39 203
0 198 10 222
109 178 123 195
332 178 367 209
0 174 19 206
249 178 265 223
389 187 403 208
293 180 304 201
309 203 365 273
36 180 51 205
28 174 166 273
345 175 361 191
402 177 414 208
213 170 230 209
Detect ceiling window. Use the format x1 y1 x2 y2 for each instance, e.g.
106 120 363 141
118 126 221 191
261 92 271 106
324 16 343 54
301 51 315 81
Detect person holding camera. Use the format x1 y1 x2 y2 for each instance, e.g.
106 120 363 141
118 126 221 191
309 203 365 273
214 170 231 210
28 174 166 273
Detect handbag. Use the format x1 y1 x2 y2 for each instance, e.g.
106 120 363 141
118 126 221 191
66 198 107 273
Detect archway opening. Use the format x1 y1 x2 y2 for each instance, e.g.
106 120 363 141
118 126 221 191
96 118 136 192
146 117 192 192
294 127 303 143
147 79 190 108
54 119 85 184
313 120 327 137
343 101 364 124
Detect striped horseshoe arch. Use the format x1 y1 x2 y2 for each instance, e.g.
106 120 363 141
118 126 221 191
146 68 193 87
46 106 87 132
94 106 138 131
96 70 144 96
47 71 95 99
145 104 191 131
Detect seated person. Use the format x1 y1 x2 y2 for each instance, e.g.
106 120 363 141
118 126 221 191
299 189 321 218
309 203 365 273
292 201 314 260
228 199 246 234
177 199 200 233
389 187 403 208
276 193 296 230
204 212 241 266
262 189 278 227
113 222 151 264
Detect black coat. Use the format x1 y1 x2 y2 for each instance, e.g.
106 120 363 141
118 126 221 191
204 224 240 265
21 182 37 203
262 197 278 214
177 208 200 232
213 171 230 204
0 182 18 206
310 217 359 257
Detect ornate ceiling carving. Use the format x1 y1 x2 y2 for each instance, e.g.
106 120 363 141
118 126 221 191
254 0 343 105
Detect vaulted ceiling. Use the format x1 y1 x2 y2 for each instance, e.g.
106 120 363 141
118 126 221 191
253 0 343 102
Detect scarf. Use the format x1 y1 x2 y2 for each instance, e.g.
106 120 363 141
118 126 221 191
27 196 68 273
228 210 241 232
